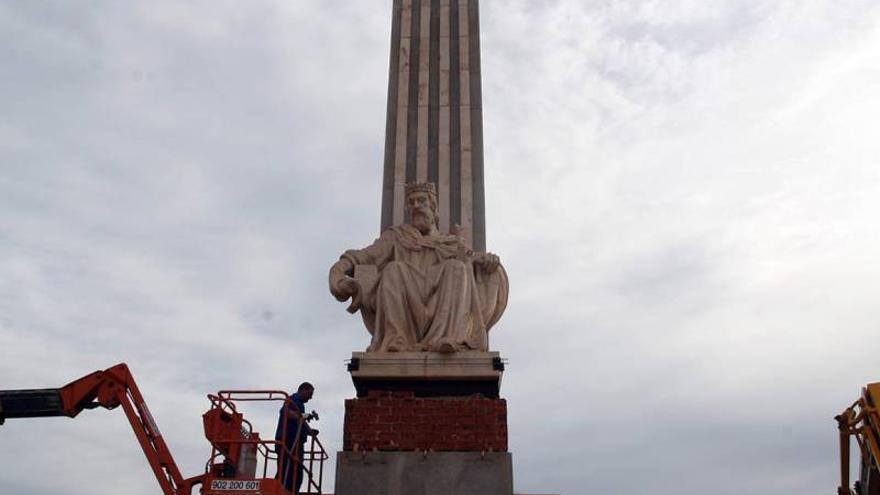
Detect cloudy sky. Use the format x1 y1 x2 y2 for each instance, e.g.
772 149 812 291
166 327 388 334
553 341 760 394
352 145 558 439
3 1 880 493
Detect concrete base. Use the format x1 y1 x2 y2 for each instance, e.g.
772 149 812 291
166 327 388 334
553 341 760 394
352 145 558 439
348 351 504 398
335 451 513 495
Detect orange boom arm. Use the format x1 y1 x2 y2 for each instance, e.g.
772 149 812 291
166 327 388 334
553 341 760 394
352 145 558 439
0 363 203 495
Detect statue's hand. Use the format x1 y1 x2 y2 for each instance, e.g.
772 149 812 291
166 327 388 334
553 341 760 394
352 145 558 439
473 252 500 273
329 259 358 302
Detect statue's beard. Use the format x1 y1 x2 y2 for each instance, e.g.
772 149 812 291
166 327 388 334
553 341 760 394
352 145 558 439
410 208 435 234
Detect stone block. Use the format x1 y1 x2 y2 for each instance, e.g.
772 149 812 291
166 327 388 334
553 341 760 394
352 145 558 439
348 351 504 398
335 451 513 495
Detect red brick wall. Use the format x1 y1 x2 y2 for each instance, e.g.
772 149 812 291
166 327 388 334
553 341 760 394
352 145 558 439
343 391 508 452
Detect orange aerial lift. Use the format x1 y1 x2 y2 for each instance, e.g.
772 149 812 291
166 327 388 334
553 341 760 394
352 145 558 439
836 382 880 495
0 363 328 494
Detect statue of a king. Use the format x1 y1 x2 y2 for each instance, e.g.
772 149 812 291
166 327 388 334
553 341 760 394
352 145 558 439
329 182 508 353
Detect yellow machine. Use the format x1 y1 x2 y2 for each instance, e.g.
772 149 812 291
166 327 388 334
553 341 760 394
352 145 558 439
837 383 880 495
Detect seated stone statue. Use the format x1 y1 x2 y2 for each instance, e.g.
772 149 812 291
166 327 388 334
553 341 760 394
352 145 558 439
329 182 508 353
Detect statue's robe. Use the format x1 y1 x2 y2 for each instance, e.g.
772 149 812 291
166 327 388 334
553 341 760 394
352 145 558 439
340 224 508 352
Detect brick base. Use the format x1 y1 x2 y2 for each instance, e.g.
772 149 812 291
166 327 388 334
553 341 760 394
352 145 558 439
343 390 508 452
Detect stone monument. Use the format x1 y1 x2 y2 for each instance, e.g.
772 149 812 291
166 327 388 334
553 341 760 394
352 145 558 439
330 2 514 494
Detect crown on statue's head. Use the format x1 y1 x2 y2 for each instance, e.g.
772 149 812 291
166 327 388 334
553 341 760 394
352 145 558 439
405 182 437 198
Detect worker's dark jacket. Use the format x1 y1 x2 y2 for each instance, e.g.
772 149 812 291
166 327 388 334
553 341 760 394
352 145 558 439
275 393 311 449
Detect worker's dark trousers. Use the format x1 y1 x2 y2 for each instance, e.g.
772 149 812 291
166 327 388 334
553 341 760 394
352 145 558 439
277 443 305 493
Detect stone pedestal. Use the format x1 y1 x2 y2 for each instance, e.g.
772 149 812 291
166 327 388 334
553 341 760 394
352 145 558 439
336 352 513 495
335 451 513 495
348 351 504 398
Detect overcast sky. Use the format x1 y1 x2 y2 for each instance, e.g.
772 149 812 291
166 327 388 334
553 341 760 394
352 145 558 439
2 1 880 494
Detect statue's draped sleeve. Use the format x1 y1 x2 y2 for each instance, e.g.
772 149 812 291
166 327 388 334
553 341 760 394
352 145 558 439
338 231 398 337
339 230 396 269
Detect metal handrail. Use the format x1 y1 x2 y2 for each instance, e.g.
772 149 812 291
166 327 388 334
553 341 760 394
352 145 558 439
278 433 329 494
303 435 329 494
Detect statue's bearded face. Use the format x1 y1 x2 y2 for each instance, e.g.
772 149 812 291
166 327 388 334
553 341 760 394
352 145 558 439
406 191 437 234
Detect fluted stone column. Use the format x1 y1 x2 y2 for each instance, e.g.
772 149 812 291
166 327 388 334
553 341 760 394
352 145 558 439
380 0 486 252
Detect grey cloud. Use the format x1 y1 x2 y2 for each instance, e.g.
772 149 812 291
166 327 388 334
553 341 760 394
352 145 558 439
4 1 880 494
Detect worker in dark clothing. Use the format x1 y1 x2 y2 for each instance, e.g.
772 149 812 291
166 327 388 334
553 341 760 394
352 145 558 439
275 382 318 493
